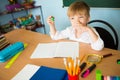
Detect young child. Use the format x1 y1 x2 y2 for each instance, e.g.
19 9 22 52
47 1 104 51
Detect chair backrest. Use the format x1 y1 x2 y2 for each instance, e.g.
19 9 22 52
88 20 118 50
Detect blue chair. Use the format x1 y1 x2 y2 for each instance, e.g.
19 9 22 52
88 20 118 50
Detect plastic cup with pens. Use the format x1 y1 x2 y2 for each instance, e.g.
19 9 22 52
63 57 80 80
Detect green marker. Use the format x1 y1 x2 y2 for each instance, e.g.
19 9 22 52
51 16 54 21
117 59 120 64
96 70 102 80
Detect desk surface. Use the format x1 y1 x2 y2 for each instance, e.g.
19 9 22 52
0 29 120 80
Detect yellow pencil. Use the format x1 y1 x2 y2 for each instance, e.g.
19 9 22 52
68 62 72 75
73 61 76 76
71 57 75 75
80 54 85 62
76 59 80 75
63 58 69 74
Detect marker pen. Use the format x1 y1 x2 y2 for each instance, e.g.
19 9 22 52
117 59 120 64
103 53 112 58
51 16 54 21
96 70 102 80
79 62 86 71
81 64 96 78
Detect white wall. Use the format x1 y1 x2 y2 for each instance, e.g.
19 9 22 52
34 0 70 33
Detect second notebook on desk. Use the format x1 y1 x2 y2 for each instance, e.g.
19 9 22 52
30 42 79 58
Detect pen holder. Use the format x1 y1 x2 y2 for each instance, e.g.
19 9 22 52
68 74 79 80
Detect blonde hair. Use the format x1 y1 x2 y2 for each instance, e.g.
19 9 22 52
67 1 90 17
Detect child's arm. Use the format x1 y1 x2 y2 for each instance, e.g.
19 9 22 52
80 26 104 50
82 26 104 50
86 27 98 42
47 16 56 35
87 27 104 50
73 21 98 42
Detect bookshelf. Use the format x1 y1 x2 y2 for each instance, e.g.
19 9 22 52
0 6 46 34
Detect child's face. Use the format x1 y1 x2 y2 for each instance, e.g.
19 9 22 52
69 14 89 28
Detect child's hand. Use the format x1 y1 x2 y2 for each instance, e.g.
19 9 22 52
47 16 55 27
72 21 88 32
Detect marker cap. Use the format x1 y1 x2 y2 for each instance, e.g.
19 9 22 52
117 59 120 64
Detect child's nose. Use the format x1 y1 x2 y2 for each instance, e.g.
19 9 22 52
74 19 80 24
74 18 79 22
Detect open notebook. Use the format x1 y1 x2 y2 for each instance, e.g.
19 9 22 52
11 64 68 80
30 42 79 58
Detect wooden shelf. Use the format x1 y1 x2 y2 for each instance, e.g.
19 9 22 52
0 6 42 16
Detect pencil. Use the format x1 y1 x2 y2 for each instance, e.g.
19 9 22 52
68 62 72 75
73 61 76 76
63 58 70 74
80 54 85 62
76 59 80 75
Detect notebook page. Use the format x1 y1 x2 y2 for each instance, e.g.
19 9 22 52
54 42 79 57
30 43 57 58
11 64 40 80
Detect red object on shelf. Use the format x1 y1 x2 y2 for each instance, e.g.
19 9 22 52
22 2 35 9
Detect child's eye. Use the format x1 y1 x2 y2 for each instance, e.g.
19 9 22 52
79 16 83 18
70 17 74 20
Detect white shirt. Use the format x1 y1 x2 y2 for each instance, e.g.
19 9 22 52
50 26 104 51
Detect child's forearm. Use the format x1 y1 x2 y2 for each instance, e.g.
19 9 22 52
87 28 98 42
49 26 57 35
